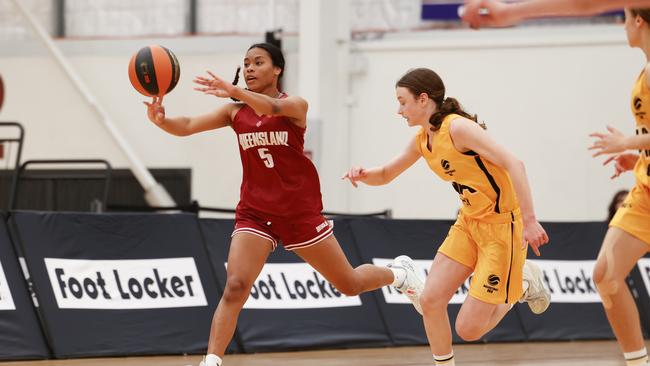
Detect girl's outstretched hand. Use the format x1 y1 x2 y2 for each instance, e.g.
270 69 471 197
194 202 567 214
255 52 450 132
194 71 236 98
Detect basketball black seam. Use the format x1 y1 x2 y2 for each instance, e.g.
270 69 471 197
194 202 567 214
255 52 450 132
135 46 159 96
163 46 180 94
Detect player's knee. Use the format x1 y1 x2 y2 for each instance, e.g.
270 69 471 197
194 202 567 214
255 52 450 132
334 280 362 296
593 275 619 296
592 259 625 296
592 260 618 294
223 277 251 303
455 318 484 342
420 290 448 314
592 259 607 286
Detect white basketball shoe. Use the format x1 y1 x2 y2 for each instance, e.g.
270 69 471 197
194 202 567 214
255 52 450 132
520 260 551 314
389 255 425 315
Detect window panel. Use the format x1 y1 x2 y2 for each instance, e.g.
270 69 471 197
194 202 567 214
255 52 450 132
65 0 189 37
0 0 55 41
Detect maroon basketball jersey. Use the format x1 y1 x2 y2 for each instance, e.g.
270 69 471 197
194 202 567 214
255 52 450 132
232 97 323 220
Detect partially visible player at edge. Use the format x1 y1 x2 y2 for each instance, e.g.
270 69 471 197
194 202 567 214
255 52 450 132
344 67 551 366
143 42 425 366
461 0 650 29
589 8 650 366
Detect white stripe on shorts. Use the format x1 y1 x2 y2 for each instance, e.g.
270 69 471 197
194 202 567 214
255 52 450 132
284 225 334 251
232 227 277 250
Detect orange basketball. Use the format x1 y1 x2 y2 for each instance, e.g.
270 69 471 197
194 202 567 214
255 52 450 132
128 45 180 97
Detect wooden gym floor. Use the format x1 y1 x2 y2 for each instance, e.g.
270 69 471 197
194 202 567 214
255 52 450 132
1 340 643 366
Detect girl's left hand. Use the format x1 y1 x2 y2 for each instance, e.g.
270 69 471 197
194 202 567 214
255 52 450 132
589 125 627 157
194 70 236 98
603 153 639 179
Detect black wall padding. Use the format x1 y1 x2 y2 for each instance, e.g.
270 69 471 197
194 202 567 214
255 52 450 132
0 216 50 360
11 212 219 358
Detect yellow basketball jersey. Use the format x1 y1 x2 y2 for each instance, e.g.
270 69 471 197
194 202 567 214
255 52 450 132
631 69 650 188
416 114 519 219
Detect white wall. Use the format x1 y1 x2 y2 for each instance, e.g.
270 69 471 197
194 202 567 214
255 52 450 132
0 25 639 221
0 36 299 213
347 25 637 221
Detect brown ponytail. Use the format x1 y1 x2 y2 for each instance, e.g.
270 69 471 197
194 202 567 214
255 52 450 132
396 68 483 132
230 66 241 102
429 97 481 131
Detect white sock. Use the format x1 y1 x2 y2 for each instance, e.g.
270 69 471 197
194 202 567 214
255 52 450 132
390 267 406 287
205 354 222 366
624 348 648 366
433 351 455 365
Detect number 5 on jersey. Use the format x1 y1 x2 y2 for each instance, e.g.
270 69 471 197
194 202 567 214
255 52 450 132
258 148 275 168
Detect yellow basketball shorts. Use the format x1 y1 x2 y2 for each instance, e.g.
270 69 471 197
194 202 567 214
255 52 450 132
610 184 650 246
438 209 527 305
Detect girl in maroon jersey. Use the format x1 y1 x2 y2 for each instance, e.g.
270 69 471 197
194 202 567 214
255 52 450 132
144 43 423 366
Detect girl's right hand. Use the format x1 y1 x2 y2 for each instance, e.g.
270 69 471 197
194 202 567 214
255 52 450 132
143 96 165 125
342 167 367 188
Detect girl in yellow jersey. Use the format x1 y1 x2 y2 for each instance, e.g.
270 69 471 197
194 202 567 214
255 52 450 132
344 68 550 366
589 8 650 366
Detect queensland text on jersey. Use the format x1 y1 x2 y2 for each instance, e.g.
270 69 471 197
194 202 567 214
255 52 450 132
232 97 323 220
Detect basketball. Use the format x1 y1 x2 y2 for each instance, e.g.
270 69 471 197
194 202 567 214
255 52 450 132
0 73 4 112
128 45 180 97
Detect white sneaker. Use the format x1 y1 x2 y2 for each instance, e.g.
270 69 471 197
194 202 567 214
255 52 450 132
389 255 425 315
520 260 551 314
